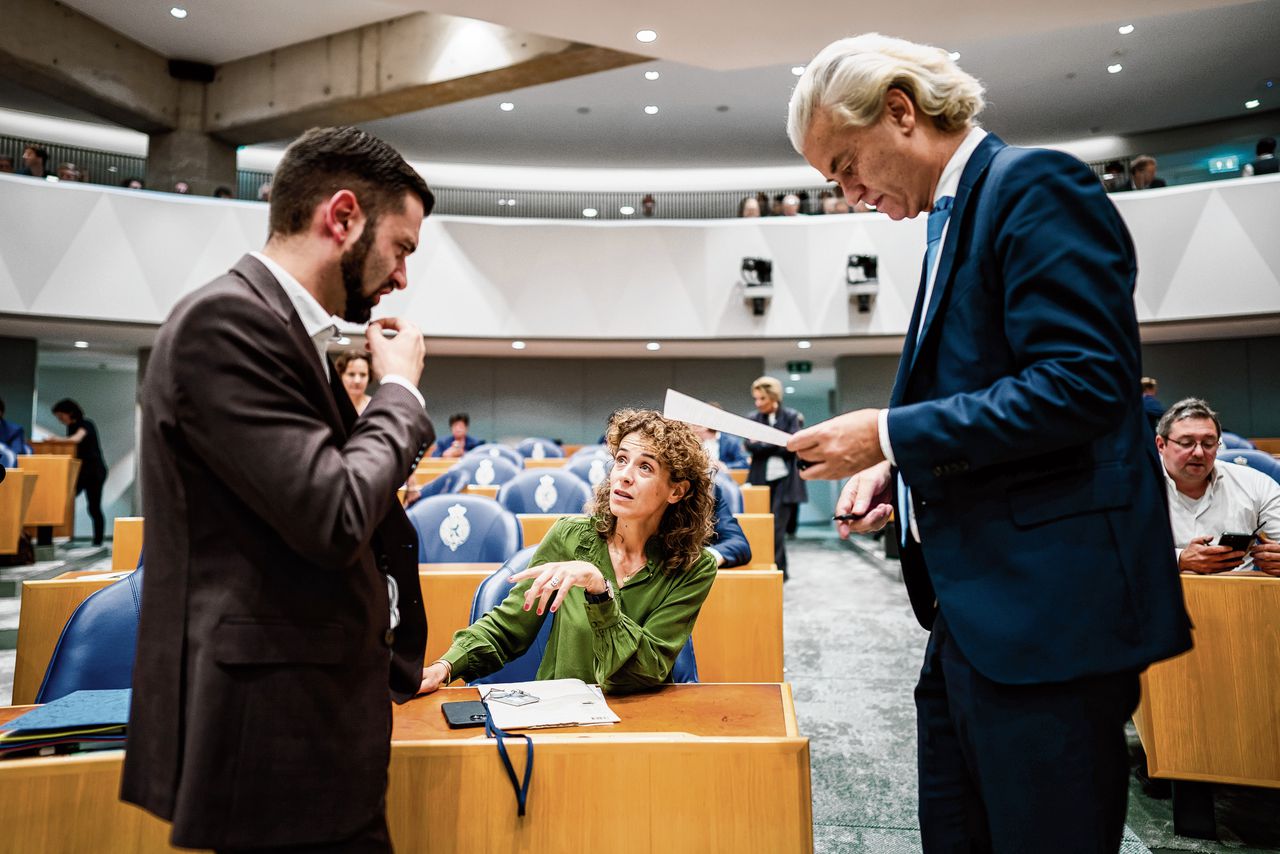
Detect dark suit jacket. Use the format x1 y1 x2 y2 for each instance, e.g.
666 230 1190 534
744 406 808 504
121 255 434 848
887 134 1190 685
716 433 750 469
710 481 751 568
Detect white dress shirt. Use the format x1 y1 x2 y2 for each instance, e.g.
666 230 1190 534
877 125 988 541
1165 460 1280 571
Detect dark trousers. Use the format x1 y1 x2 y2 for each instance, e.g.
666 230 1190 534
215 808 391 854
915 613 1139 854
766 480 795 579
77 472 106 546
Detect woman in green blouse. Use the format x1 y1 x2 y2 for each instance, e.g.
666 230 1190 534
417 409 717 694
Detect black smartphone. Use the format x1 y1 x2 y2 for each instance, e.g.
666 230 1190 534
1216 524 1262 552
441 700 487 728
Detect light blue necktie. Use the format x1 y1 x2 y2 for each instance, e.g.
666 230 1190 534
898 196 955 546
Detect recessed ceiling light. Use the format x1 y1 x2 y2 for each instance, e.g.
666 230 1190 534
1245 99 1261 109
797 340 812 349
74 340 89 349
644 105 659 115
507 198 517 205
499 102 515 112
1107 64 1123 74
336 336 350 345
646 342 661 351
948 51 961 61
582 208 598 218
644 71 660 81
1118 24 1135 34
511 340 527 350
636 29 657 43
170 6 187 19
789 374 801 381
790 66 805 76
785 386 796 395
497 199 507 206
619 205 635 215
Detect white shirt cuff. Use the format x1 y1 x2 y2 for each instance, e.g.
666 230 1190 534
878 409 896 466
379 375 426 410
706 547 725 567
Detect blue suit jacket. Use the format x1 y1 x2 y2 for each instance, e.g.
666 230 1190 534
717 434 749 469
709 481 751 568
887 134 1190 685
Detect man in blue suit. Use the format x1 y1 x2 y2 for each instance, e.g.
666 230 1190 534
784 34 1191 853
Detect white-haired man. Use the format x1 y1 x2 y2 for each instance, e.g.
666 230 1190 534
783 34 1191 853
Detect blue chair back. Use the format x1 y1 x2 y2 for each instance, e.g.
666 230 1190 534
570 444 609 459
566 455 612 489
1221 449 1280 485
498 469 594 515
516 437 564 459
36 568 144 703
451 455 522 488
414 466 470 502
671 637 699 683
0 442 14 468
464 444 524 468
1221 431 1256 450
714 473 744 514
468 547 551 685
406 494 522 563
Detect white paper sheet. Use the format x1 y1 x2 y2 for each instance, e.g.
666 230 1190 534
663 389 790 446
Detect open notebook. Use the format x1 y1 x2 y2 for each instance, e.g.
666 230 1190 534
478 679 620 731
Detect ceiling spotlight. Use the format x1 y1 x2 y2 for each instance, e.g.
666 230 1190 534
646 342 661 351
1118 24 1135 34
619 205 635 215
797 340 812 349
948 51 961 61
511 340 527 351
1245 99 1261 109
74 340 89 349
644 70 660 81
336 337 350 346
644 105 659 115
790 66 805 76
498 198 507 206
636 29 657 43
499 102 515 112
582 208 598 218
1107 64 1123 74
170 6 188 18
789 374 801 382
785 386 796 395
506 198 517 205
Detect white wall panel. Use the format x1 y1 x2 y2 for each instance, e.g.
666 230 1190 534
2 172 1277 337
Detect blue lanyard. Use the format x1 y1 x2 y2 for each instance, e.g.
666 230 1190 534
484 702 534 816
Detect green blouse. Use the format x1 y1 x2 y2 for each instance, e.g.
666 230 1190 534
440 516 718 693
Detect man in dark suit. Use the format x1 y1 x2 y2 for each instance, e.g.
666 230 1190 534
122 127 436 852
744 376 806 579
783 35 1191 853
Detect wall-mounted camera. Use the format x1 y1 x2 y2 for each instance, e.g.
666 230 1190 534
741 257 774 316
846 254 879 313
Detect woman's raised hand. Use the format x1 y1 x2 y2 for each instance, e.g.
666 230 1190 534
509 560 608 615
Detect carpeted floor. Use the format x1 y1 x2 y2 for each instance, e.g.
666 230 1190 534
783 528 1280 854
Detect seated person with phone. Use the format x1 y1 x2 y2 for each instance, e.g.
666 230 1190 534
1155 398 1280 575
418 409 719 695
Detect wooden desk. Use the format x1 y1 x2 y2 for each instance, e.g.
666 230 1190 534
0 468 37 556
522 458 565 469
462 484 499 500
740 484 769 514
419 564 501 668
1249 437 1280 455
733 512 775 570
518 513 586 546
112 517 144 570
0 683 811 853
413 459 456 487
692 569 785 682
12 573 124 704
1134 573 1280 788
30 439 77 456
18 454 80 540
727 468 748 484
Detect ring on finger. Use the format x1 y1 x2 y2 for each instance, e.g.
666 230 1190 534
548 576 560 588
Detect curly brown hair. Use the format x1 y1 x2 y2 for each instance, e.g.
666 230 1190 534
588 409 714 574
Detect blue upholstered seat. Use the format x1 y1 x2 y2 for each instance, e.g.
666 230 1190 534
1220 431 1256 450
406 494 522 563
497 469 594 515
1221 449 1280 485
570 444 609 460
411 466 470 503
36 567 145 703
516 437 564 459
566 454 613 489
450 454 522 488
714 472 745 514
463 444 524 468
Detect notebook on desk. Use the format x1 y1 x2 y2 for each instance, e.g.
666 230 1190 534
0 689 130 758
478 679 620 731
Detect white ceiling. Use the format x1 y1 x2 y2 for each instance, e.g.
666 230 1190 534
22 0 1272 168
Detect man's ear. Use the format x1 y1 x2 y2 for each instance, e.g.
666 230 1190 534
884 87 916 134
321 189 363 245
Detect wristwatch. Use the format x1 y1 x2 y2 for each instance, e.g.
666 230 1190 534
584 579 615 605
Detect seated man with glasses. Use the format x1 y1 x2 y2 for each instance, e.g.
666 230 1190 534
1155 397 1280 575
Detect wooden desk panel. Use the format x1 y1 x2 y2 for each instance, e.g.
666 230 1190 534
522 458 566 469
30 439 77 456
462 484 499 500
0 469 37 555
419 565 499 670
518 513 586 547
17 455 80 529
692 570 785 682
1134 574 1280 787
0 684 811 854
733 512 775 571
12 575 121 705
1249 438 1280 454
740 484 769 514
112 517 144 570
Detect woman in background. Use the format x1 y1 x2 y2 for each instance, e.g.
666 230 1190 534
51 398 108 546
335 349 372 415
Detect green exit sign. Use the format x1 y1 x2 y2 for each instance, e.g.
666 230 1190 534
785 360 812 374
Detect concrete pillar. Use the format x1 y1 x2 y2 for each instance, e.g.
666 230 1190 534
0 336 38 442
146 81 236 196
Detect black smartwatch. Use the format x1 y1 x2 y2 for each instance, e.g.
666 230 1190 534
584 579 615 605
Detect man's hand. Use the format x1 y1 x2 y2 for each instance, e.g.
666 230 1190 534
1250 532 1280 576
366 317 425 386
834 461 894 538
1178 535 1246 574
788 409 885 481
441 441 464 459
